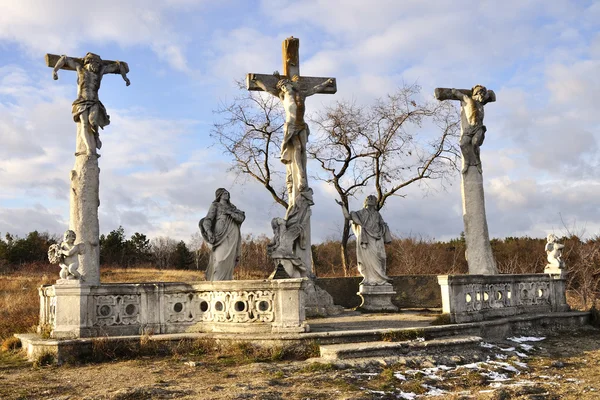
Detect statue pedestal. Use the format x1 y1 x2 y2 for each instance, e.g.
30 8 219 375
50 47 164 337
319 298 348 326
48 282 94 339
357 283 398 312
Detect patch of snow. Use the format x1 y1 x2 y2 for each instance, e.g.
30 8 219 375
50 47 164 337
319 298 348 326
495 354 508 360
488 360 521 374
421 384 447 396
398 392 417 400
481 371 510 381
515 351 528 358
513 361 528 369
394 372 406 381
500 347 516 352
355 372 378 377
508 336 546 343
480 342 496 348
519 344 534 352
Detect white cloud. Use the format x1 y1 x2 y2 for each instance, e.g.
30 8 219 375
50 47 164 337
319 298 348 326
0 0 196 72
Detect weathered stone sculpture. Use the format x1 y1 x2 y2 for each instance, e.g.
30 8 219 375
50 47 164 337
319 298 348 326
267 189 314 278
435 85 498 275
338 196 397 311
545 234 565 273
48 230 84 281
338 196 392 285
47 52 130 285
199 188 246 281
247 36 336 274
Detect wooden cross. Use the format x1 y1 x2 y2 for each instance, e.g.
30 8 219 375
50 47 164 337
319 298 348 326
45 53 130 73
246 36 337 95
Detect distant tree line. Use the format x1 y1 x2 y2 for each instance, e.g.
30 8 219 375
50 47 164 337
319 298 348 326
1 228 598 308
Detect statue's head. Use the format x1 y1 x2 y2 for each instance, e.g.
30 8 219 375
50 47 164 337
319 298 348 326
64 229 76 244
547 233 557 243
364 195 378 209
276 75 298 93
472 85 487 102
215 188 230 202
83 52 102 73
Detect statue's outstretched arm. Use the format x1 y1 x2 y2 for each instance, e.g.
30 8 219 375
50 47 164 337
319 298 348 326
102 61 131 86
305 78 334 97
52 55 79 80
249 73 279 97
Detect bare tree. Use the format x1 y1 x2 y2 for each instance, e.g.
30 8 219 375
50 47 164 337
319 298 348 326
213 82 459 276
309 84 460 275
150 236 178 270
212 81 288 209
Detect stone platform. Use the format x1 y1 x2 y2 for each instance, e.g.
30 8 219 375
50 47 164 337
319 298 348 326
17 309 590 364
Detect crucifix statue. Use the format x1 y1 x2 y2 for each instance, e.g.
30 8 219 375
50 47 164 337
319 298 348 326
46 52 131 285
435 85 498 275
246 37 337 277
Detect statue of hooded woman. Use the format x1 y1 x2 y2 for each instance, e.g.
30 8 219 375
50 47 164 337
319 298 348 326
199 188 246 281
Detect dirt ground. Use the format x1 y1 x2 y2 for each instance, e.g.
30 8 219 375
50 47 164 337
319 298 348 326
1 326 599 400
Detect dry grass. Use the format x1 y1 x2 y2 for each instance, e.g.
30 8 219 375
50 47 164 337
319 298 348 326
0 263 54 341
100 266 203 283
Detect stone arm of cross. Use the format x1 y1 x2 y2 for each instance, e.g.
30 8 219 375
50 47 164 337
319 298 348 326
102 61 131 86
304 78 335 97
52 55 81 80
249 73 279 97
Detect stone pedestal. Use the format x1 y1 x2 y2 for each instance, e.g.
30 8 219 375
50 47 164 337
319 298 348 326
51 281 93 339
544 267 570 312
357 283 398 312
461 168 497 275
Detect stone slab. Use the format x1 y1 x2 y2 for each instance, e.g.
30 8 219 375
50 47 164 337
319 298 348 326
319 335 482 360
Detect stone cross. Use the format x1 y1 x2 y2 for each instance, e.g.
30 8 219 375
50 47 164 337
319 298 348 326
435 85 498 275
246 37 337 275
47 52 130 285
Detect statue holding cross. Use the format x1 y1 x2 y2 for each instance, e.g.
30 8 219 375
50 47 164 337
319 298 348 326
246 36 337 276
48 52 130 156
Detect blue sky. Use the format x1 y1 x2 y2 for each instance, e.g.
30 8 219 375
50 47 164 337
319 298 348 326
0 0 599 245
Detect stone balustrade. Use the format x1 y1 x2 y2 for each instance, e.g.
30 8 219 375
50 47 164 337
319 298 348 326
437 273 569 323
39 279 308 339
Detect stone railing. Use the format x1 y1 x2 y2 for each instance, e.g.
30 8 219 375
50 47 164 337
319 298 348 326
39 279 308 339
437 273 569 323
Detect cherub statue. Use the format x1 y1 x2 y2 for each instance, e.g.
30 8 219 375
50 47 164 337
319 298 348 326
545 233 565 269
48 230 84 280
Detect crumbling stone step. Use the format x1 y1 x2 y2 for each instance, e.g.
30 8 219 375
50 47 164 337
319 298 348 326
319 335 482 360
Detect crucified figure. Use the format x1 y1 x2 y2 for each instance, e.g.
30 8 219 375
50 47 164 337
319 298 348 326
52 52 130 156
250 73 334 202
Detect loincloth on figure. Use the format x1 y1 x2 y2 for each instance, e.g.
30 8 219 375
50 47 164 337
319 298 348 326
281 123 309 164
462 124 487 147
72 99 110 131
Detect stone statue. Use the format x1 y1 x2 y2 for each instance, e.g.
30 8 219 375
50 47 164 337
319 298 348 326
451 85 491 174
46 52 130 286
545 234 565 269
51 52 130 156
48 230 84 280
250 73 334 204
434 85 498 275
199 188 246 281
267 189 314 278
337 196 392 285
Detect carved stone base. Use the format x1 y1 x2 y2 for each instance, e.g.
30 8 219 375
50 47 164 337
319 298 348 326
304 279 344 317
544 264 566 277
356 283 398 313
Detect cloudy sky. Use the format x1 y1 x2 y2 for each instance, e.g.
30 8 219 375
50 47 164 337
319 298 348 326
0 0 598 245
